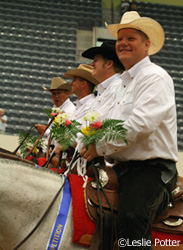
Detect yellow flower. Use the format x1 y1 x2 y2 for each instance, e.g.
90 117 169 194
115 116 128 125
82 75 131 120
54 117 58 123
32 147 38 154
53 117 59 127
81 126 96 136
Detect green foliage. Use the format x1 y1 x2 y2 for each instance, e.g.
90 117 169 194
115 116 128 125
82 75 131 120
18 132 44 158
42 109 53 118
81 119 128 149
50 120 81 151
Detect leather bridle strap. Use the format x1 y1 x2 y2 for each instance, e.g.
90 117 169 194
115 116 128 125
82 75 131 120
57 151 63 174
12 176 67 250
92 161 104 250
13 124 35 155
24 115 56 159
90 160 117 250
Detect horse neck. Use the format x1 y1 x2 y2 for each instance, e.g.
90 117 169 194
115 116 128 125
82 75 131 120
0 158 63 249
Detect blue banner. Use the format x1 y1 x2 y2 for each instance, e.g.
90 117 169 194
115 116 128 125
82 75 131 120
47 177 71 250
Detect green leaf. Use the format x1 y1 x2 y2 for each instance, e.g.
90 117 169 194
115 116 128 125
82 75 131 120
42 109 53 118
81 119 128 149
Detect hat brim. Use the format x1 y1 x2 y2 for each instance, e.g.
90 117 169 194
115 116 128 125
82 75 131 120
42 83 71 92
106 17 165 55
82 47 109 60
64 68 99 85
82 46 124 68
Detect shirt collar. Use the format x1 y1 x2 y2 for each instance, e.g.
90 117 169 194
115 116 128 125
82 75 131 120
97 73 120 95
76 93 94 106
128 56 150 79
121 56 150 84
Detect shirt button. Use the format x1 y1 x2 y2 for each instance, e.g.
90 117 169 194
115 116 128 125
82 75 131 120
103 152 105 155
124 85 126 88
117 102 120 104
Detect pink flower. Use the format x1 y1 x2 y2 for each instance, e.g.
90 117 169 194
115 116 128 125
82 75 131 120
91 121 103 129
51 112 57 117
65 119 72 127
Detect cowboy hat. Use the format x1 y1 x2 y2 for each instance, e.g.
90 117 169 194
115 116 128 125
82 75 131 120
82 40 124 68
105 11 165 55
43 77 71 91
64 64 99 85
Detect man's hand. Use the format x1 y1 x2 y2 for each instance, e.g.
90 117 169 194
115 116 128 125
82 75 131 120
54 144 63 157
80 144 99 162
35 124 46 135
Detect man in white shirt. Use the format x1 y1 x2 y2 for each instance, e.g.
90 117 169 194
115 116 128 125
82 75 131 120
52 64 99 167
0 109 8 134
64 64 99 123
35 77 75 154
81 11 178 249
82 40 125 120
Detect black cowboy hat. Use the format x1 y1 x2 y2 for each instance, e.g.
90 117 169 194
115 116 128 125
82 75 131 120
82 40 124 68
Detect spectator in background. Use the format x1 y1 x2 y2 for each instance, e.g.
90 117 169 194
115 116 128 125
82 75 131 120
130 1 137 11
121 0 130 15
35 77 75 155
0 109 8 134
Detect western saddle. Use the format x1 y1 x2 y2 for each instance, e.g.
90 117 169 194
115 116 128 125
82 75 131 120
85 162 183 250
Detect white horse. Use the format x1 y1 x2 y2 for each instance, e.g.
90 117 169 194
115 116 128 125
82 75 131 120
0 154 88 250
1 153 182 250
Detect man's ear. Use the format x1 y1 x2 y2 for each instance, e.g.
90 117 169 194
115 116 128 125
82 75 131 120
106 59 114 69
145 39 151 52
81 79 87 88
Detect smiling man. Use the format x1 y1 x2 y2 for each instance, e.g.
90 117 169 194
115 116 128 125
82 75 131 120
81 11 178 249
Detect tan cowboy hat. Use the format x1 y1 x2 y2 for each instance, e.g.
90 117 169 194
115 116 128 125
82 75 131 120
64 64 99 85
105 11 165 55
43 77 71 91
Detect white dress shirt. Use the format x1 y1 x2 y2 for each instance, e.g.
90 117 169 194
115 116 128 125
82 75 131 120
96 56 178 162
59 98 76 117
0 114 7 132
44 98 75 138
89 73 122 120
70 94 95 123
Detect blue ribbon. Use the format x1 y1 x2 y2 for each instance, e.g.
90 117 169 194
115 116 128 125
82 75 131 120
47 177 71 250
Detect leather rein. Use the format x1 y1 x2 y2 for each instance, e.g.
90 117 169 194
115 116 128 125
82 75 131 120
89 160 118 250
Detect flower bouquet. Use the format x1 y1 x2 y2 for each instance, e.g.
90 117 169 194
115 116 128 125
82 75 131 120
80 111 128 149
50 111 81 151
18 132 44 158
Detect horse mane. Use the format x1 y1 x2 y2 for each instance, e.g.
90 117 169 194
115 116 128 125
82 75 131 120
0 151 60 178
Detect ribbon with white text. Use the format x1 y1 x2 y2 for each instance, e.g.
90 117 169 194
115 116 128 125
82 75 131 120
47 177 71 250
